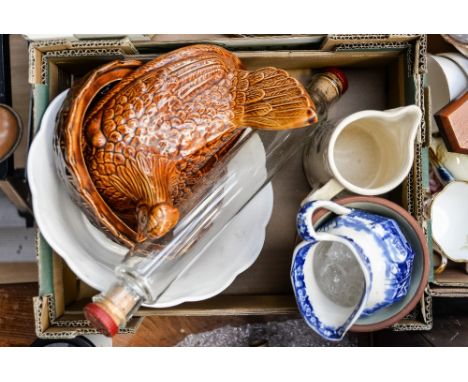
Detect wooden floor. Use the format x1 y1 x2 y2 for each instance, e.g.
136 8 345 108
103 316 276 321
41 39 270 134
0 282 303 347
0 283 37 346
2 282 468 347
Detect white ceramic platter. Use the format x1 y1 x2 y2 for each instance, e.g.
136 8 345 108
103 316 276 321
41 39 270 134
431 181 468 263
28 90 273 308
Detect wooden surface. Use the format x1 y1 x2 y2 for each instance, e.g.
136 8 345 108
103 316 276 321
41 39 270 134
0 263 37 284
3 281 468 346
0 283 37 346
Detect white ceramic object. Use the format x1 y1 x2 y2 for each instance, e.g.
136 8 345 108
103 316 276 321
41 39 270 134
28 90 274 308
302 105 421 202
428 55 467 119
427 55 452 131
432 137 468 182
292 200 415 341
431 181 468 272
438 53 468 77
431 55 468 101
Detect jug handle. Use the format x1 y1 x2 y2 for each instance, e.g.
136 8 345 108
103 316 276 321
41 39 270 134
297 200 351 242
301 178 345 207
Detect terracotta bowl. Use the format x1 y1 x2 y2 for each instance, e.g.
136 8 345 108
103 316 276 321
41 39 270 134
311 196 430 332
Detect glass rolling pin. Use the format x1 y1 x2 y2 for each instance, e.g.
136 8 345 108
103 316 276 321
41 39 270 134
83 68 347 336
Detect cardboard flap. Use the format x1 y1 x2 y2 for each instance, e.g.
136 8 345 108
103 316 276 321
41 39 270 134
321 34 421 51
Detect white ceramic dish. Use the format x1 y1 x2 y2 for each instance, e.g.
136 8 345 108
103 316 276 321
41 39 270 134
430 55 467 105
431 181 468 265
427 54 464 133
438 53 468 78
28 90 274 308
427 55 451 121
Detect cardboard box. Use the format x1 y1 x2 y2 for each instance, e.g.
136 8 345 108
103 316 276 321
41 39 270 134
28 35 433 338
426 35 468 297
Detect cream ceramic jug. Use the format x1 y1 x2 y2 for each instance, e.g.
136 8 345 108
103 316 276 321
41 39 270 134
303 105 422 201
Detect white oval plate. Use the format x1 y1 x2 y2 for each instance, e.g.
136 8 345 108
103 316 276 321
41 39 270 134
28 90 273 308
431 181 468 263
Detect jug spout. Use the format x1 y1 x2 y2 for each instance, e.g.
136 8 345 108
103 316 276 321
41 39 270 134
385 104 422 146
291 238 371 341
379 105 422 187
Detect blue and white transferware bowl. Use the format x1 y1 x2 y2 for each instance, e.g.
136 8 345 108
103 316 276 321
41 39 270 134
291 200 415 341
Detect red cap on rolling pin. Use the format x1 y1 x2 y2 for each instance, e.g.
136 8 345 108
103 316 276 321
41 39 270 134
84 302 119 337
325 67 348 94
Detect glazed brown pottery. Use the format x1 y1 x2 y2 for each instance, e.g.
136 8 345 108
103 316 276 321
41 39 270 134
55 44 317 246
0 104 22 162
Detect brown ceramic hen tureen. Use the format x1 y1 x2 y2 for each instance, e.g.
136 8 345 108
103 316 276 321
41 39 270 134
54 44 317 247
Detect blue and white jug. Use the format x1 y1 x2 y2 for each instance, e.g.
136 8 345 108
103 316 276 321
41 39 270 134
291 200 414 341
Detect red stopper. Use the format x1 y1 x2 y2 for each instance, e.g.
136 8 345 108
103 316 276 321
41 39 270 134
84 302 119 337
325 67 348 94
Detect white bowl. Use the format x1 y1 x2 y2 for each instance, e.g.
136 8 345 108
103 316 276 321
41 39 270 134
431 181 468 264
28 90 274 308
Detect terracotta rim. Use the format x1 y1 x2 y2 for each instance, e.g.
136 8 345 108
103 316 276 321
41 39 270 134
311 195 430 333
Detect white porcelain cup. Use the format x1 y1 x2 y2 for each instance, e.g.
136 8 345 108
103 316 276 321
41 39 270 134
302 105 422 203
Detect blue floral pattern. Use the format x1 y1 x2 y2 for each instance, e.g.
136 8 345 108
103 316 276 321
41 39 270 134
291 243 345 340
292 200 415 340
317 209 414 316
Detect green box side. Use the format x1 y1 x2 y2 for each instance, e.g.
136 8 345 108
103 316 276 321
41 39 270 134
32 84 49 134
33 83 55 296
38 233 54 295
